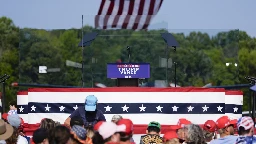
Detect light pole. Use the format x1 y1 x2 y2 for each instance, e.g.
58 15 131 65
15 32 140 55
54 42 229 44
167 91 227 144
161 33 179 87
78 31 98 87
0 74 10 113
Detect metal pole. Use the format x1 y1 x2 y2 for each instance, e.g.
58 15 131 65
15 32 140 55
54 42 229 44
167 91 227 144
81 15 85 87
249 90 252 117
2 82 5 113
254 92 256 124
165 44 168 85
127 46 131 63
173 47 177 87
252 92 255 121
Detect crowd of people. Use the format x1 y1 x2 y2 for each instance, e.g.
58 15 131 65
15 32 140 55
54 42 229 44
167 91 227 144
0 95 256 144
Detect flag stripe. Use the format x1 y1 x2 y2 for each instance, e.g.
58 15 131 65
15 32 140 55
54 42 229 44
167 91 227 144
112 0 124 27
132 0 145 29
122 0 135 29
148 0 156 15
103 0 115 29
141 0 156 29
158 0 163 11
97 0 106 15
95 0 106 28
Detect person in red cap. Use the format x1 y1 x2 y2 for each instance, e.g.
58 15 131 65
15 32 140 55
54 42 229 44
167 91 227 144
171 118 192 142
163 131 181 144
210 116 238 144
1 113 8 122
116 119 135 144
92 121 124 144
230 119 238 135
202 120 217 143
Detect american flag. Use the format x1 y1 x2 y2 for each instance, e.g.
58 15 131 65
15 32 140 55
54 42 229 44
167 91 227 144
95 0 163 30
17 88 242 131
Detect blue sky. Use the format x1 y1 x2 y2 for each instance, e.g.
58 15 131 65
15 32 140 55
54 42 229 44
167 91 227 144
0 0 255 37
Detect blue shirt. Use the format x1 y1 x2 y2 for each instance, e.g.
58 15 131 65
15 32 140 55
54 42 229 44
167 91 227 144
69 106 106 127
210 135 238 144
236 136 256 144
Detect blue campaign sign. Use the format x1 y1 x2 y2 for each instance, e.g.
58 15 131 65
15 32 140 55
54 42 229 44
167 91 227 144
107 63 150 79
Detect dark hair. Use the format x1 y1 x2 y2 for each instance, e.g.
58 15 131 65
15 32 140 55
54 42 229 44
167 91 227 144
92 131 105 144
119 132 132 142
92 131 112 144
5 127 19 144
9 100 17 108
70 133 83 144
70 116 84 127
33 128 48 143
147 126 160 133
238 127 250 135
52 126 71 144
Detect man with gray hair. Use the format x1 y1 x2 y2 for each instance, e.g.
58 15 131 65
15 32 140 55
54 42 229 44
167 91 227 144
184 124 205 144
111 115 123 123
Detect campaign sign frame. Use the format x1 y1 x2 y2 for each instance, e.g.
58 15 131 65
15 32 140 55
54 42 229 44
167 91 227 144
107 63 150 79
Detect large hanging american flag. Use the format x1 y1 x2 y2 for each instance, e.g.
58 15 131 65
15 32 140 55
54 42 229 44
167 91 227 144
95 0 164 30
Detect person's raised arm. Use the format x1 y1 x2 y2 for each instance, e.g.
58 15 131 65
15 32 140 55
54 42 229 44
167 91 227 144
64 108 80 128
98 110 106 121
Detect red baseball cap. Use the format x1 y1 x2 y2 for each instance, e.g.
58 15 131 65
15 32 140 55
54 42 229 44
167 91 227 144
203 120 216 132
230 119 238 129
216 116 233 129
163 131 178 141
117 119 133 135
94 121 105 131
172 118 192 130
2 113 8 120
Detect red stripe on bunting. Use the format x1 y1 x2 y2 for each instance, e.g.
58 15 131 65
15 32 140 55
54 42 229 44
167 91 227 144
28 87 226 92
225 90 243 95
17 91 28 95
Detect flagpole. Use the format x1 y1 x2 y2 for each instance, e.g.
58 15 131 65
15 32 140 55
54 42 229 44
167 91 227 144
81 15 85 87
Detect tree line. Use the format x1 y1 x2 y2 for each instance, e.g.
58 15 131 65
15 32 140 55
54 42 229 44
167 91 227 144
0 16 255 111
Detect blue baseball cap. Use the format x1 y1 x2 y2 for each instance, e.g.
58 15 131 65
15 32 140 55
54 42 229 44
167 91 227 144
85 95 97 111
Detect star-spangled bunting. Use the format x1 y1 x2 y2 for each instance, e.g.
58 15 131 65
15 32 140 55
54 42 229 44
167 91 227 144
16 103 242 114
19 106 24 113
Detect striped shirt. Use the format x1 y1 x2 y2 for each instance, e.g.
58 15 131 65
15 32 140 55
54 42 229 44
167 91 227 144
8 110 17 115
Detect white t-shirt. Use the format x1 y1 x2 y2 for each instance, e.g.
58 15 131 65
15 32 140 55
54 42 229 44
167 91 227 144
0 140 6 144
17 135 28 144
